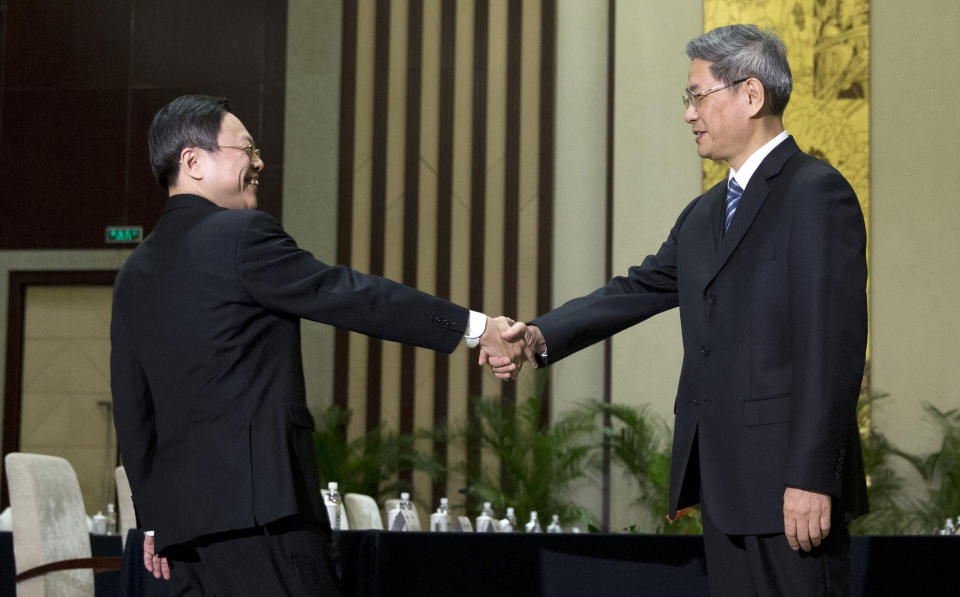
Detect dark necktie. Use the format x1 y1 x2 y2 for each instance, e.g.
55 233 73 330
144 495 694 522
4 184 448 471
724 178 743 231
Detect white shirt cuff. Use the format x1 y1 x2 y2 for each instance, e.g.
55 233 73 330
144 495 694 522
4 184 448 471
464 310 487 348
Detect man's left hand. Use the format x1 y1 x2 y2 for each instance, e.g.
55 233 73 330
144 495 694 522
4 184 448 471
143 532 171 580
783 487 831 552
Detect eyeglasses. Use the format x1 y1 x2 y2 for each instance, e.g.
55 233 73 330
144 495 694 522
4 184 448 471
682 78 748 110
197 144 262 160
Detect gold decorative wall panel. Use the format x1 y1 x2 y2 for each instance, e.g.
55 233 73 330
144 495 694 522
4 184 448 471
703 0 871 393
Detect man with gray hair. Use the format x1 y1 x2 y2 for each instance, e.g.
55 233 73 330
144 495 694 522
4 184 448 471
485 24 867 595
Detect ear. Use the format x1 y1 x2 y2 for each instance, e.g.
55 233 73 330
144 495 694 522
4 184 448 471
744 78 766 117
179 147 205 182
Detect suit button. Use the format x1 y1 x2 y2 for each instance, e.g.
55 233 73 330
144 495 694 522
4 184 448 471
693 398 699 405
707 295 717 305
834 472 841 480
700 344 710 355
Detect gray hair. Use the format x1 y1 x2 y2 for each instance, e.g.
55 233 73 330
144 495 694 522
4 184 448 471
686 24 792 116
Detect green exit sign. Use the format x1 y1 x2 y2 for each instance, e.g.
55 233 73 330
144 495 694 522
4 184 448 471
105 226 143 244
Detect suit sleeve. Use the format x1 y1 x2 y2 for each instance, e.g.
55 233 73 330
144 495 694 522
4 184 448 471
234 210 469 353
110 288 157 530
784 170 867 497
531 199 697 364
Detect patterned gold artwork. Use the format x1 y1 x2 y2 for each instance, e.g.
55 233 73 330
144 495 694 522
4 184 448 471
703 0 872 403
702 0 869 219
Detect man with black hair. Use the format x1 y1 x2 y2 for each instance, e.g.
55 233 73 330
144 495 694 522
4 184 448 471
112 95 523 594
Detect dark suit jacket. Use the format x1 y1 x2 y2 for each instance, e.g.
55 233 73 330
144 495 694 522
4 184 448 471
111 194 469 551
532 137 868 535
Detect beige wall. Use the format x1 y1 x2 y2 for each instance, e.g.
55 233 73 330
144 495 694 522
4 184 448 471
550 0 609 524
608 0 703 531
284 0 343 416
870 1 960 489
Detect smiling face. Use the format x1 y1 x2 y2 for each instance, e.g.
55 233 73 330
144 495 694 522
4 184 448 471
684 59 753 169
202 113 263 209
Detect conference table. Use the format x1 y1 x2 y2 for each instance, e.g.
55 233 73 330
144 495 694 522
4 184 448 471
2 529 957 595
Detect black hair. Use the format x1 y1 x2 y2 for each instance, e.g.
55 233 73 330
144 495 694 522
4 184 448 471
148 95 230 190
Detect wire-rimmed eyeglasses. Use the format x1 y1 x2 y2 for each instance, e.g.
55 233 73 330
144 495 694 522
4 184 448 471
198 144 262 160
682 78 748 110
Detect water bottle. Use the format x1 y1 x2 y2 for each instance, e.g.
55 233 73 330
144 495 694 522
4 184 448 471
388 492 413 530
430 497 451 532
506 507 518 531
498 506 516 532
92 511 106 534
476 501 495 532
105 503 117 535
525 510 542 533
942 518 956 535
546 514 562 533
325 482 342 530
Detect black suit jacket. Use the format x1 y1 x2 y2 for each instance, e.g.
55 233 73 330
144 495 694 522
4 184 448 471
111 194 469 551
532 137 868 535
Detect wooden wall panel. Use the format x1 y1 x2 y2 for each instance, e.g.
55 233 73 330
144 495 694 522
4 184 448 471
0 0 287 249
337 0 556 513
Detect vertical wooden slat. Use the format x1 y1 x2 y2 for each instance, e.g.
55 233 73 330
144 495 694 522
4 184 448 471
601 0 616 532
466 0 489 509
501 0 522 402
537 0 556 427
399 0 423 487
334 0 359 412
498 0 523 492
366 0 392 433
432 0 457 507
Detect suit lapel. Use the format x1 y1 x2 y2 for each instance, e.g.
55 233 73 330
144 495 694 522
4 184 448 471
703 136 800 290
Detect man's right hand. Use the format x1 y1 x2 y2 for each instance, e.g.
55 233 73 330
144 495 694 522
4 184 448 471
479 321 546 380
143 533 170 580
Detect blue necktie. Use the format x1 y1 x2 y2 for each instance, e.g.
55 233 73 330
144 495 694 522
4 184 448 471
724 178 743 231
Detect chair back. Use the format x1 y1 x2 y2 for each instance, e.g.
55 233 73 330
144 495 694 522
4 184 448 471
343 493 384 530
4 452 94 597
114 466 136 548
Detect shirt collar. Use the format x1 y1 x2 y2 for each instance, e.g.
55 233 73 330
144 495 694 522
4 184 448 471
728 130 789 190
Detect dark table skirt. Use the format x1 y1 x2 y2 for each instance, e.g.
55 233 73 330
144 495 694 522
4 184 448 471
4 529 957 596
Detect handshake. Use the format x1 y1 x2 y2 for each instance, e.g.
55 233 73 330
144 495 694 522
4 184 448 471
475 316 548 381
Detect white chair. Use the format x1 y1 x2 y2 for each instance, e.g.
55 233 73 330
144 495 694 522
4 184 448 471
114 465 136 548
344 493 384 530
4 452 121 597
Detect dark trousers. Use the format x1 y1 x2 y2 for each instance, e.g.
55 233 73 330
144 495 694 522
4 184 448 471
163 517 341 596
701 501 850 597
